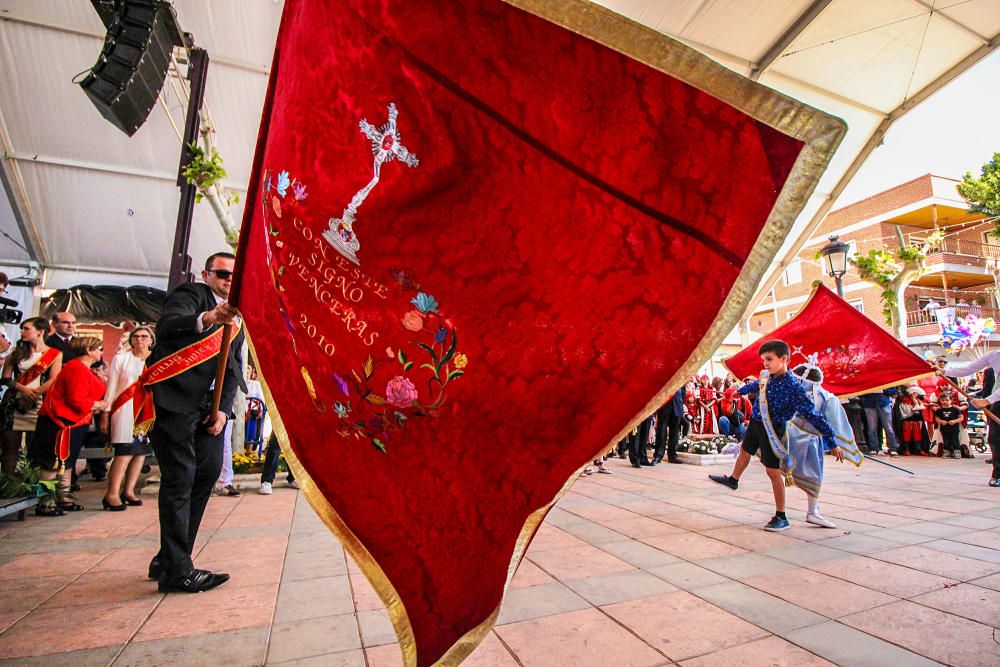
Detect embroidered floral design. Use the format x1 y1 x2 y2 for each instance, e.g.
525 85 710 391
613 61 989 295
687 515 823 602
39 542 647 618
411 292 439 314
401 310 424 332
275 170 291 196
261 167 468 453
385 376 419 408
334 287 468 452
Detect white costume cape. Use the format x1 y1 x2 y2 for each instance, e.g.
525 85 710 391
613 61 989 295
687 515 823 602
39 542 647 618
785 382 862 499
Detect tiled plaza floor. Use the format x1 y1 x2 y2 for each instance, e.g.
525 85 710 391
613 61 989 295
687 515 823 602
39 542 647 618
3 453 1000 666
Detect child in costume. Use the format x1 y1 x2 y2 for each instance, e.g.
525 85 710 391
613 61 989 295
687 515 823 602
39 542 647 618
783 356 863 528
933 392 964 459
709 340 842 532
899 386 930 455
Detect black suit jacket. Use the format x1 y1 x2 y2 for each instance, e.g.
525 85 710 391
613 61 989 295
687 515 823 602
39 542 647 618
45 334 80 361
670 386 686 417
149 282 246 416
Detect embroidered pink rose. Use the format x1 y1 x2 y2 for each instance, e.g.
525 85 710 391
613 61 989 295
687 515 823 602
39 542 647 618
401 310 424 332
385 376 418 408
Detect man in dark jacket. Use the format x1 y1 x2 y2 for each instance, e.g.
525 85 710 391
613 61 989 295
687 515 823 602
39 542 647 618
653 385 686 464
45 312 80 361
147 252 245 593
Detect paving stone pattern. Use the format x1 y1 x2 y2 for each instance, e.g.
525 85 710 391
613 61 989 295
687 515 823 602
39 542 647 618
3 454 1000 665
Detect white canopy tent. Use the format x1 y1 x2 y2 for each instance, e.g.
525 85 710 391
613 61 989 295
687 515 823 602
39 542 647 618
1 0 998 303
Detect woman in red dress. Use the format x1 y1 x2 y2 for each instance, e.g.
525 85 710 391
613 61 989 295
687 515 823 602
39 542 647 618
697 376 719 435
29 336 108 515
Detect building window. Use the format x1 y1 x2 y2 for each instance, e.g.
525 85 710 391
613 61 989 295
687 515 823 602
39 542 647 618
848 299 864 313
782 260 802 286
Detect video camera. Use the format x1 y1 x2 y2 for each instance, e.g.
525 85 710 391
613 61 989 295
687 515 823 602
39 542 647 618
0 296 23 325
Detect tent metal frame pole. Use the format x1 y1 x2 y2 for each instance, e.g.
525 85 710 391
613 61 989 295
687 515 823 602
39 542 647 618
742 30 1000 338
167 47 209 291
750 0 833 80
2 152 247 193
0 112 47 265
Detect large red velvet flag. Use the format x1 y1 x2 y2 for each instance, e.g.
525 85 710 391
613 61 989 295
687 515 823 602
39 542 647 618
725 285 934 396
232 1 845 664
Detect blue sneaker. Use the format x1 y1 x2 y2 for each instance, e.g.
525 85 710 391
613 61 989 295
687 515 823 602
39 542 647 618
763 515 790 532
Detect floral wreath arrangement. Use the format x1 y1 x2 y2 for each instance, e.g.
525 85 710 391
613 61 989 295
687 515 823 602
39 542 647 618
677 435 736 455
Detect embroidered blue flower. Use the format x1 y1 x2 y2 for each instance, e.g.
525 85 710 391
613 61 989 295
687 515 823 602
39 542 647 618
411 292 439 314
333 402 348 417
332 373 349 396
293 182 308 201
434 328 447 344
275 171 291 197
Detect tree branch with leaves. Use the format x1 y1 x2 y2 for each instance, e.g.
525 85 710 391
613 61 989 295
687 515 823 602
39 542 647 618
843 230 943 342
959 152 1000 305
181 124 241 248
958 152 1000 236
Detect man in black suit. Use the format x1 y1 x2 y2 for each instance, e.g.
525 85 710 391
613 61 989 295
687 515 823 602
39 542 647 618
653 385 686 464
629 415 655 468
148 252 245 593
45 312 80 361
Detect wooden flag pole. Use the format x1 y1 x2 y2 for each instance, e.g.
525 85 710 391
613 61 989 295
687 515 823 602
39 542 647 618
936 372 1000 427
210 323 235 417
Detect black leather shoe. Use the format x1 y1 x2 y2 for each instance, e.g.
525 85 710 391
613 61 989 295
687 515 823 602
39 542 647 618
651 458 662 465
148 556 162 581
639 461 654 467
667 457 683 464
630 463 641 469
158 569 230 593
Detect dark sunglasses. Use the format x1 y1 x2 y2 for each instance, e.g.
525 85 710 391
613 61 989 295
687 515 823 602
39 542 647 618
208 269 233 279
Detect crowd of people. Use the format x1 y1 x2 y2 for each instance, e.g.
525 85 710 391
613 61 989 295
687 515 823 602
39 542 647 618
612 358 987 470
847 358 985 460
5 250 999 590
0 283 296 509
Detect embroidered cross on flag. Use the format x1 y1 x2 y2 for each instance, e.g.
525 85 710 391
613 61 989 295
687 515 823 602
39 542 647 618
231 1 845 664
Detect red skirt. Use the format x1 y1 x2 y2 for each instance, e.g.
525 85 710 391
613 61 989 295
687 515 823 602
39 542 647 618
902 419 923 443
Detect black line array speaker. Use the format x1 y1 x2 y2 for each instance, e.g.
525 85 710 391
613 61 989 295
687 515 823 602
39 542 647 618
80 1 184 136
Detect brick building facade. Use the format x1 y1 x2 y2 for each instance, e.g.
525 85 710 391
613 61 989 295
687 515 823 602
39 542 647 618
749 174 996 351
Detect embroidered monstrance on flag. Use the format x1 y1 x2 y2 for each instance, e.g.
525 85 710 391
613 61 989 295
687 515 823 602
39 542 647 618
725 285 935 396
231 1 845 664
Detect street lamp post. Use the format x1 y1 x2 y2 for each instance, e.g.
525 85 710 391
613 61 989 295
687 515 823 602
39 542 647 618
821 234 850 297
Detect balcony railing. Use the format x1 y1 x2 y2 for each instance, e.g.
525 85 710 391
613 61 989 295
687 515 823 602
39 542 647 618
906 305 999 327
924 238 1000 260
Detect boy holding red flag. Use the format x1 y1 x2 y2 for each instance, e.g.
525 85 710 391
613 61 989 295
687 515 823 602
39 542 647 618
710 340 843 531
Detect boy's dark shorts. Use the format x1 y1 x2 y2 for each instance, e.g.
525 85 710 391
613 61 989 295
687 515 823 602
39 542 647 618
741 420 782 469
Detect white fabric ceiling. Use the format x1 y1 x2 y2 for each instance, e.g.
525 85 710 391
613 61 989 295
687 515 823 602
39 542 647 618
0 0 998 293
